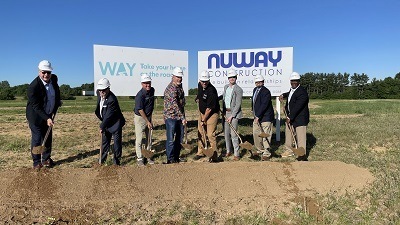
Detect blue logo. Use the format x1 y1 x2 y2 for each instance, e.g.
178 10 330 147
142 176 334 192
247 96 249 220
98 62 136 76
207 51 282 69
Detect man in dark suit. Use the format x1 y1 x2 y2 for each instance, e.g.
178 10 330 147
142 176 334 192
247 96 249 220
26 60 61 169
279 72 310 159
252 75 275 161
95 78 126 165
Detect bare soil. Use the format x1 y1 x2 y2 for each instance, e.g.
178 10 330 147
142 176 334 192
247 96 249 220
0 112 374 224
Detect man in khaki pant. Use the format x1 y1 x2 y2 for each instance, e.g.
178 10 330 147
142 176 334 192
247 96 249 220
279 72 310 160
251 75 275 161
194 71 220 162
134 74 155 166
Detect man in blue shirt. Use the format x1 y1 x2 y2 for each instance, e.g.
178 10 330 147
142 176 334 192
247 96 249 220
134 74 155 166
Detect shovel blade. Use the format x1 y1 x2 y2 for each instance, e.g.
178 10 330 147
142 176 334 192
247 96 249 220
32 146 45 154
181 143 193 150
291 147 306 157
202 147 215 158
239 141 253 150
141 148 155 159
258 132 270 138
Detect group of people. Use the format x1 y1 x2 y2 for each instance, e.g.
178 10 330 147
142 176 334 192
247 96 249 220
26 60 310 169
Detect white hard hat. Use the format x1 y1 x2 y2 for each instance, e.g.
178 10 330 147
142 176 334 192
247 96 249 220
172 67 184 77
97 78 110 90
227 69 237 78
38 60 53 71
199 70 210 81
141 73 152 82
254 75 264 82
290 72 301 80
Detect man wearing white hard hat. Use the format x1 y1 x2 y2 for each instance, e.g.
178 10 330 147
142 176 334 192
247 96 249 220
194 70 220 162
26 60 61 169
221 69 243 160
252 74 275 161
279 72 309 160
95 78 126 165
134 74 155 166
163 67 187 164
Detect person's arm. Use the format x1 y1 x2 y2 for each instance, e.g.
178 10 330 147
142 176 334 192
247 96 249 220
230 87 243 119
139 109 152 129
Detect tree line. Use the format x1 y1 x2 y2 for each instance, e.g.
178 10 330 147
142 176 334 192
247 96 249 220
301 72 400 99
0 81 94 100
1 71 399 100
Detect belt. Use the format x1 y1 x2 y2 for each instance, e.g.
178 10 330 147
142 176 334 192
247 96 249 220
226 108 231 112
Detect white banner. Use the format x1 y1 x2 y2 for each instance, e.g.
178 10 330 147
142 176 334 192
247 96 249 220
198 47 293 96
94 45 188 96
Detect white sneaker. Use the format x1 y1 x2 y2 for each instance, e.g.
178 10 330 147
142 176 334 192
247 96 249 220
147 158 155 165
137 160 145 166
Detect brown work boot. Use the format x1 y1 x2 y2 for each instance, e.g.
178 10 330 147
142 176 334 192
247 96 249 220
233 156 240 161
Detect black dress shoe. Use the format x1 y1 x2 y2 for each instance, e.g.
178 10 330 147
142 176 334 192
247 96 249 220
193 155 204 160
33 163 43 170
163 160 176 164
175 158 187 163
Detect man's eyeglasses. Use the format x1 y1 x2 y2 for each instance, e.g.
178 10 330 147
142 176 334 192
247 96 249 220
41 71 52 75
200 80 209 83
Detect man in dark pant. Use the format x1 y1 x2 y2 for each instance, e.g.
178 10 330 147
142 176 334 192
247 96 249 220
26 60 61 169
95 78 126 165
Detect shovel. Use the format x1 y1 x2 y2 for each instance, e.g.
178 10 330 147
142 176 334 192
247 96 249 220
200 124 214 158
226 120 253 151
282 105 306 157
99 132 103 164
32 113 56 154
256 121 270 138
141 128 155 159
181 123 193 149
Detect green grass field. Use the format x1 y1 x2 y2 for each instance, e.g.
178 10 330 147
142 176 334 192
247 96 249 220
0 97 399 224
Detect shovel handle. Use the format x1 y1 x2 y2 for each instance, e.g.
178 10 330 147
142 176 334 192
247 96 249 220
226 120 243 144
184 124 188 144
282 105 298 149
201 124 208 149
99 132 103 164
146 128 153 151
41 113 57 146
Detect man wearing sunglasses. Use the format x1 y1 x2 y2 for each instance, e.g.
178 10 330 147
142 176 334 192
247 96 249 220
26 60 61 169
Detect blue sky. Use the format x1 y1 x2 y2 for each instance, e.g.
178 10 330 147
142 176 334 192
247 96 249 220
0 0 399 88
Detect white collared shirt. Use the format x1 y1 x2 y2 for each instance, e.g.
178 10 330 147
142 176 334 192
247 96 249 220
288 84 300 112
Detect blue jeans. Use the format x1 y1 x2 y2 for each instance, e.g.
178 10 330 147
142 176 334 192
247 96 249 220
165 118 184 162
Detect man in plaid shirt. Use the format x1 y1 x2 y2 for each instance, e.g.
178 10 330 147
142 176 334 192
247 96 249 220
163 67 187 164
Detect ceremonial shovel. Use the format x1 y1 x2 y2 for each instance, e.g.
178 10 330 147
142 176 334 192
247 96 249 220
200 125 214 157
181 124 193 149
141 128 155 159
282 105 306 157
32 113 56 154
256 121 270 138
226 120 253 151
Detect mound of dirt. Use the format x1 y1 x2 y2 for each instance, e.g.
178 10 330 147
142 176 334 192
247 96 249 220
0 161 374 224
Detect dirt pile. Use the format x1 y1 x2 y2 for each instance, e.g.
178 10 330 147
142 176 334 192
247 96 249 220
0 161 374 224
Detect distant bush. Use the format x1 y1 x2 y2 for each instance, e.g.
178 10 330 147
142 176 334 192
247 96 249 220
0 88 15 100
